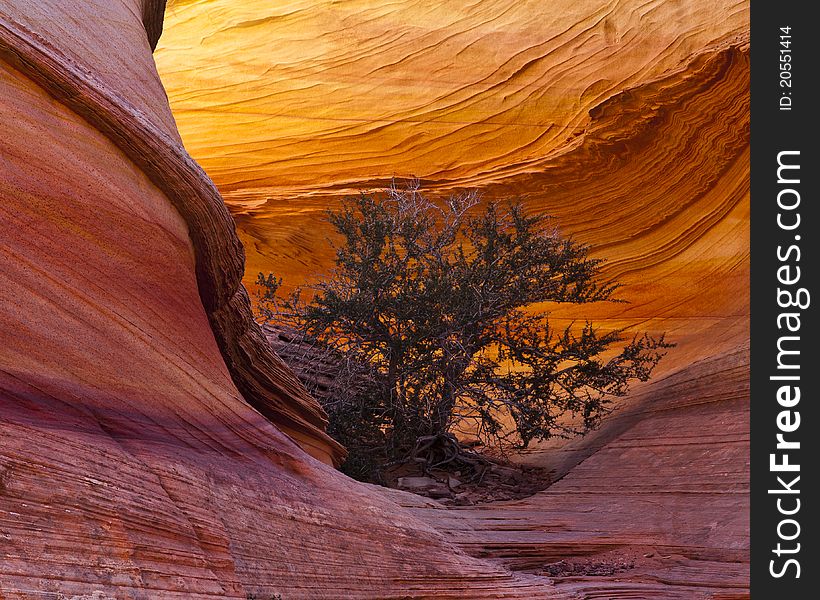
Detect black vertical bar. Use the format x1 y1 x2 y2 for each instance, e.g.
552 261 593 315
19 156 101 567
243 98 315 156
751 2 816 596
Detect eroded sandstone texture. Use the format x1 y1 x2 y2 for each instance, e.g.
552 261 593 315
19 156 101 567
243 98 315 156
1 1 748 598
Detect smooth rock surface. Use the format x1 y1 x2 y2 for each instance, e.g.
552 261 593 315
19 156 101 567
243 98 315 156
1 0 749 598
1 3 555 597
158 0 750 596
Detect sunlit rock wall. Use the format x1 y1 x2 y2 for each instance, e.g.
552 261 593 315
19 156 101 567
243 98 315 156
156 1 751 596
0 2 566 597
0 0 750 597
157 1 749 370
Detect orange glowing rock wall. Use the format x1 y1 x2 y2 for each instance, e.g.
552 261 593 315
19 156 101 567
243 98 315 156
156 1 751 596
156 1 749 367
0 0 749 597
0 2 550 597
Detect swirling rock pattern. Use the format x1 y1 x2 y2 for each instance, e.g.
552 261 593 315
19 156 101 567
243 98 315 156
157 0 750 597
0 0 344 467
156 0 748 308
0 1 569 598
0 1 749 599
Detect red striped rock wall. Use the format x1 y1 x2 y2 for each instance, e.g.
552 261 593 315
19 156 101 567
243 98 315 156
0 2 558 597
1 1 749 598
157 0 750 596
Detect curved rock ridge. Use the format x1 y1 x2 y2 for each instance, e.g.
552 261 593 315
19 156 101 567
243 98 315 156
157 0 750 596
0 4 344 466
485 44 750 370
0 2 575 598
1 0 750 597
405 344 749 598
1 0 179 142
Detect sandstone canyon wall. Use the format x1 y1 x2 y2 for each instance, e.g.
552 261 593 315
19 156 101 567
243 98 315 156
0 0 344 467
0 1 555 597
156 0 749 355
1 1 748 598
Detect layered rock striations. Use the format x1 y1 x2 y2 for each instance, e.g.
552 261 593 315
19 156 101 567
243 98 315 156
0 0 343 467
1 0 749 598
405 344 750 598
156 0 750 596
0 2 556 597
156 0 748 316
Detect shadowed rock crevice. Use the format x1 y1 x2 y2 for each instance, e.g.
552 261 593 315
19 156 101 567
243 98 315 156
141 0 168 50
